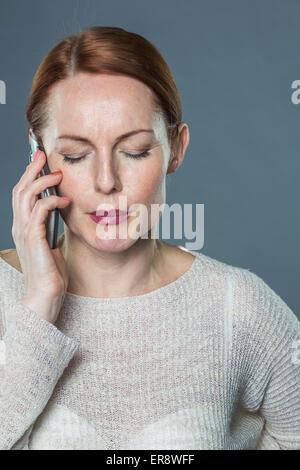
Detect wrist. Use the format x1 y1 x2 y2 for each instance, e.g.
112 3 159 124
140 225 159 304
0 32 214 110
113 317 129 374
19 295 63 324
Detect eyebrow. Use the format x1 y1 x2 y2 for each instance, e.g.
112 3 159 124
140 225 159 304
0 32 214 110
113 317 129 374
56 129 154 148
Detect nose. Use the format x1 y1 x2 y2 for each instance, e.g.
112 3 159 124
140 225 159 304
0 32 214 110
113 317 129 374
93 155 122 194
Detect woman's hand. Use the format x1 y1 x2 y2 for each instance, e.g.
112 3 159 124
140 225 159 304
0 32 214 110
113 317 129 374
11 150 71 324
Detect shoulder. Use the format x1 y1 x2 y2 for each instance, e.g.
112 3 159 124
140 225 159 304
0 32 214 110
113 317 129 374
229 264 299 333
188 249 238 282
0 249 22 338
223 265 300 378
0 233 64 274
192 250 299 335
198 255 300 384
0 248 22 273
0 248 23 311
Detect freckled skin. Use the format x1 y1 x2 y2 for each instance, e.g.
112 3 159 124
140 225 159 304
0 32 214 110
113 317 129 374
32 72 191 298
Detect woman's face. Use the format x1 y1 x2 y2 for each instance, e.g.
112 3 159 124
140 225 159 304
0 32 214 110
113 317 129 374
40 72 174 252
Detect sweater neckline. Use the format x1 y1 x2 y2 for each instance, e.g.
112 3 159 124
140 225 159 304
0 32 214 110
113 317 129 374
0 248 201 306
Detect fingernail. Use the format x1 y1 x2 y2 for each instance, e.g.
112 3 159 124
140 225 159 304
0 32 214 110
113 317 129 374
51 171 62 175
33 150 42 161
62 197 70 200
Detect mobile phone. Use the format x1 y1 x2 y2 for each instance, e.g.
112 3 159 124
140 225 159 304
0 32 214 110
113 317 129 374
29 132 59 249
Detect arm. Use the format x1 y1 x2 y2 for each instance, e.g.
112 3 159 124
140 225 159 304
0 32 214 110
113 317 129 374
232 269 300 450
0 300 78 450
254 322 300 450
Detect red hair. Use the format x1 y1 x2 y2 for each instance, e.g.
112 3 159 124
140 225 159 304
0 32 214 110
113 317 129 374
26 26 182 154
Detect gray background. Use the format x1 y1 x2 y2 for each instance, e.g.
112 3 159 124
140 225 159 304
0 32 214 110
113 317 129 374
0 0 299 317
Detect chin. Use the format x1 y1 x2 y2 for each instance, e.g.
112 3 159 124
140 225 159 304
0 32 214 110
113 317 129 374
90 230 139 253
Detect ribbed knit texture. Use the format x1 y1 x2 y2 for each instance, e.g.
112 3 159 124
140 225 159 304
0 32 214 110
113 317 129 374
0 249 299 450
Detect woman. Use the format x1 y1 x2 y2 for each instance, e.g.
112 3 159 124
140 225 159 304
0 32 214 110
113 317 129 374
0 26 299 450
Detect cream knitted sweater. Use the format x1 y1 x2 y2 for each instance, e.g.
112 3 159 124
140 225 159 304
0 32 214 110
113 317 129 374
0 248 299 450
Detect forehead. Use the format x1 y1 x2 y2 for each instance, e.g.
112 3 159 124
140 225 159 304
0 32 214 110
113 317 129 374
47 72 158 136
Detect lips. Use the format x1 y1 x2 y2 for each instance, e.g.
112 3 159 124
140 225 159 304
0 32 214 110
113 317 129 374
88 209 130 225
89 209 128 217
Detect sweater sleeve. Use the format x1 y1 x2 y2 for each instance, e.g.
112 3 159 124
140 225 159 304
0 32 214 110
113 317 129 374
234 269 300 450
0 300 79 450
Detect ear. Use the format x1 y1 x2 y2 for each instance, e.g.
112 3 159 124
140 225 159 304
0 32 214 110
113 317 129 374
167 123 190 175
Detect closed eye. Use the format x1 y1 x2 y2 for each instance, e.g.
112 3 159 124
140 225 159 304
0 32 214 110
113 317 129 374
123 150 150 160
62 154 87 164
61 150 150 164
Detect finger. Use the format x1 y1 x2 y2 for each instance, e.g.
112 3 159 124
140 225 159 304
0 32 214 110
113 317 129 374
20 171 64 217
14 150 46 193
12 150 46 216
25 195 70 240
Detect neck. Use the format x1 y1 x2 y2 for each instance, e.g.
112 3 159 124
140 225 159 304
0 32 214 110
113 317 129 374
57 228 172 298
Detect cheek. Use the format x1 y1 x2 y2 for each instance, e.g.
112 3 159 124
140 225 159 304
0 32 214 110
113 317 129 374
126 159 165 202
57 170 90 201
57 155 166 205
47 154 88 201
